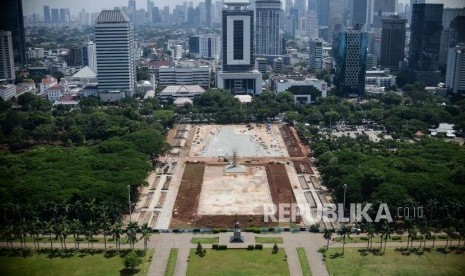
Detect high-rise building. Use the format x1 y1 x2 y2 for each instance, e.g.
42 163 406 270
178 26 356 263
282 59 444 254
0 0 25 65
65 46 82 67
51 9 59 23
316 0 329 27
351 0 367 27
439 9 465 67
449 16 465 47
329 0 344 43
409 3 443 85
43 6 51 23
308 38 323 71
189 34 221 59
82 41 97 72
380 16 406 71
206 0 212 27
446 43 465 94
285 0 293 16
335 27 367 97
372 0 396 28
217 3 262 95
255 0 282 56
95 10 136 100
306 11 319 39
0 31 15 83
294 0 306 18
147 0 154 23
59 8 69 23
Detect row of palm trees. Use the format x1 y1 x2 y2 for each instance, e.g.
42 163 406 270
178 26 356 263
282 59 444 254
1 217 152 251
1 200 152 252
323 218 465 255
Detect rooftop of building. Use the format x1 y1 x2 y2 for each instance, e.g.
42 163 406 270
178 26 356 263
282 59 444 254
72 66 97 79
96 10 129 24
160 85 206 94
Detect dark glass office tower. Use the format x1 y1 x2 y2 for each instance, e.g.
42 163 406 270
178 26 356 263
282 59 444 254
0 0 26 65
380 16 407 71
351 0 367 27
408 3 443 84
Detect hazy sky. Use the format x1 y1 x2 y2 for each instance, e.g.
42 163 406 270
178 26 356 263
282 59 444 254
22 0 465 16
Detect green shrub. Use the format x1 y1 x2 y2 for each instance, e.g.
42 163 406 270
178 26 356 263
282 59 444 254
360 237 369 241
272 243 278 254
247 245 254 250
255 244 263 250
391 236 401 241
218 245 227 250
212 244 219 250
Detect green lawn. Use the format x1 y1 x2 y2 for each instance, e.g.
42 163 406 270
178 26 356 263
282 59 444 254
164 248 178 276
255 237 283 244
325 247 465 276
297 248 312 276
186 248 290 276
190 237 219 244
0 249 153 276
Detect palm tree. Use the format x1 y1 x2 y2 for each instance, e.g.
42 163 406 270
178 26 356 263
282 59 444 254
30 217 42 250
69 219 81 249
408 228 418 249
381 222 391 254
323 228 332 249
456 219 465 247
58 217 69 250
111 221 123 251
338 224 351 255
445 227 455 248
140 223 151 251
126 221 139 250
85 220 97 249
44 220 55 250
100 218 111 251
366 224 375 250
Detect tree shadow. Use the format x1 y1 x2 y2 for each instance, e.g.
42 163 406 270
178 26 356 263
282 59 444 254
330 252 344 259
119 268 141 276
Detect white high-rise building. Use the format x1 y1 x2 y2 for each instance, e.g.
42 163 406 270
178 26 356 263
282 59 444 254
309 38 322 71
95 10 135 101
446 43 465 95
82 41 97 72
217 3 262 95
0 31 15 83
189 34 221 59
255 0 282 56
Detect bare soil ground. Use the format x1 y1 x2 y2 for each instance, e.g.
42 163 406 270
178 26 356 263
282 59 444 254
279 125 305 157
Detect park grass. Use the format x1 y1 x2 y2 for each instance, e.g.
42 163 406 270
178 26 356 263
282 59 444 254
325 247 465 276
190 237 219 244
186 248 290 276
255 237 283 244
164 248 178 276
297 248 312 276
0 249 153 276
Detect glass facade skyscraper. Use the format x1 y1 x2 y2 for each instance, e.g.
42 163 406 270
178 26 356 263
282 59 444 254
335 28 367 97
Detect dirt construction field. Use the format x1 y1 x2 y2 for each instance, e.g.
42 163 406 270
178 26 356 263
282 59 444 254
147 123 319 229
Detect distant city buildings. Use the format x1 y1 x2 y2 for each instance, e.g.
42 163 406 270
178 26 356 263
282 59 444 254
95 9 136 101
157 63 210 88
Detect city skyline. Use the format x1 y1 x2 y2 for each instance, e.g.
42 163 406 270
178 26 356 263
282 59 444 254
21 0 465 17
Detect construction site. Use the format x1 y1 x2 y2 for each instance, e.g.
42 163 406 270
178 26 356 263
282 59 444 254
132 124 337 230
